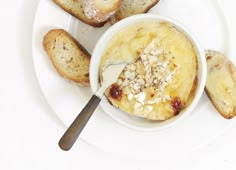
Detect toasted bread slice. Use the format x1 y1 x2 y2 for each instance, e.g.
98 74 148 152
43 29 90 86
52 0 105 27
82 0 123 22
112 0 160 21
205 50 236 119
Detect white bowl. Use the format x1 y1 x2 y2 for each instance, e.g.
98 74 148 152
90 14 207 131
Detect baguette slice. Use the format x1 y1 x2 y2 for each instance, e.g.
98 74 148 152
112 0 160 21
43 29 90 86
52 0 105 27
205 50 236 119
82 0 123 22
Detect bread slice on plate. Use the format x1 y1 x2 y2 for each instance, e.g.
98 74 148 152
205 50 236 119
112 0 160 21
52 0 106 27
43 29 90 87
82 0 123 22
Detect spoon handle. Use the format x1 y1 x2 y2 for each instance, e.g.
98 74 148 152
59 95 101 151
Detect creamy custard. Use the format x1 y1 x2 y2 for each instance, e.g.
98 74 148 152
99 21 198 120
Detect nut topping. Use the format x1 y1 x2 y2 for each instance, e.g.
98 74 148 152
114 39 178 111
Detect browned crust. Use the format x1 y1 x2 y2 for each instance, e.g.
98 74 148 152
52 0 106 27
114 0 160 21
204 49 236 119
141 0 160 14
43 29 90 86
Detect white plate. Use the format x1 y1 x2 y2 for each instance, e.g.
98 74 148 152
32 0 236 160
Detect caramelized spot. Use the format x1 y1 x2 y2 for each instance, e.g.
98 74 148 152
171 97 182 114
214 63 221 69
109 84 122 100
84 73 89 77
136 51 141 56
206 55 212 60
136 57 142 61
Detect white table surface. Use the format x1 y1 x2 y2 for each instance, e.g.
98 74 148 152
1 0 236 169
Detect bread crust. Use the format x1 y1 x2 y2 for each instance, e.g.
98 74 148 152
205 50 236 119
43 29 90 86
52 0 106 27
114 0 160 21
82 0 123 22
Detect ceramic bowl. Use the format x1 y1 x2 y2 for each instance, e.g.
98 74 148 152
90 14 207 131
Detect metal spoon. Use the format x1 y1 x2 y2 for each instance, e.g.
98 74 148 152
58 63 127 151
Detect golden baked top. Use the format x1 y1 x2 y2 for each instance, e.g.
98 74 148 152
100 21 198 120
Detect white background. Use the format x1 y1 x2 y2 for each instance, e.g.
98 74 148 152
1 0 236 169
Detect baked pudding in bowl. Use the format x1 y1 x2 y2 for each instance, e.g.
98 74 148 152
90 14 206 131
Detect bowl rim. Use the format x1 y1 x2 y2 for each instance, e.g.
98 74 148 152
90 13 207 131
